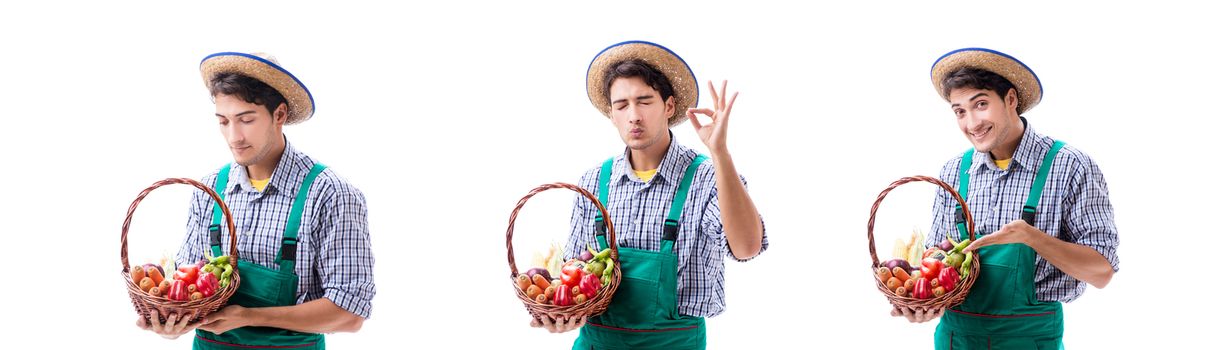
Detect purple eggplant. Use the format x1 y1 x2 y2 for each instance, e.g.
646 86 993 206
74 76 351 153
938 238 955 252
142 263 164 277
526 268 552 282
881 259 913 274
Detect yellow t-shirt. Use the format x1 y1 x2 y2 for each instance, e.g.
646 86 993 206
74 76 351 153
994 158 1012 170
250 178 271 192
634 169 657 182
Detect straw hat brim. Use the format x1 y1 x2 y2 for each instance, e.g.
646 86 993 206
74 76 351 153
200 52 314 125
931 48 1042 114
586 41 697 126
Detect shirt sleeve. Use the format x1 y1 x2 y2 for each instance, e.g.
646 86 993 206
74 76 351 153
927 158 962 248
703 172 768 262
314 181 376 318
1061 154 1121 272
176 175 214 268
564 169 599 261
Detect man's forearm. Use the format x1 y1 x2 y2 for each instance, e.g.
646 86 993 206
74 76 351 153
247 297 364 334
1026 231 1114 288
712 151 764 260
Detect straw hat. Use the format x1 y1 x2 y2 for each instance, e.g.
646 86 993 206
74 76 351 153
931 48 1042 114
200 52 314 124
586 41 697 126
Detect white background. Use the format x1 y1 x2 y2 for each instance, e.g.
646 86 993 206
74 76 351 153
1 1 1202 348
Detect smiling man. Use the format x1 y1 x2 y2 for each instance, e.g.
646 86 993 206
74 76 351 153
135 52 375 350
529 41 768 350
891 48 1120 349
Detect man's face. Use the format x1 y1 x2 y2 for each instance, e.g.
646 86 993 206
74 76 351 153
608 77 674 152
214 93 286 168
948 87 1019 158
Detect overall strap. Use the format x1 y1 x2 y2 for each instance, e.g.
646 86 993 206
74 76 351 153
954 150 974 241
594 158 614 250
1022 141 1065 225
661 154 707 252
208 164 232 258
275 163 327 273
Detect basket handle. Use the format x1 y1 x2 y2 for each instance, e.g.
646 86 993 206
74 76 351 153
506 182 617 277
868 176 975 268
121 178 238 272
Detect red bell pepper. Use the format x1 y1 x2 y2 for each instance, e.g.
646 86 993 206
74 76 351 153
920 258 943 280
561 265 583 287
169 279 189 301
579 274 601 299
938 266 959 291
913 277 933 299
554 285 574 306
196 272 219 297
174 265 199 285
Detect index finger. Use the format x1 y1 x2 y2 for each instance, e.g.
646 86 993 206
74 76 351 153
149 310 164 333
718 80 728 110
707 81 719 109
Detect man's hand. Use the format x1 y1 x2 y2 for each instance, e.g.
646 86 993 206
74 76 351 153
199 305 254 335
890 305 944 323
687 80 738 155
529 314 587 333
964 219 1039 252
136 309 200 339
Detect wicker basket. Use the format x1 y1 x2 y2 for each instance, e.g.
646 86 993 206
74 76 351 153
121 178 241 325
868 175 980 311
506 183 621 322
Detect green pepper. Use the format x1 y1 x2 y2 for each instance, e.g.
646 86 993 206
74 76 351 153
592 248 612 263
959 251 974 277
943 252 965 269
951 239 972 254
601 258 614 286
586 261 605 277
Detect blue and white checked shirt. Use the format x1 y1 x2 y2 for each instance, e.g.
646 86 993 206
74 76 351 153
564 135 768 318
927 118 1120 303
177 140 376 318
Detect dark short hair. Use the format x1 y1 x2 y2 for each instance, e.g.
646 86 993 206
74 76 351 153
942 67 1019 113
602 59 675 103
208 72 287 116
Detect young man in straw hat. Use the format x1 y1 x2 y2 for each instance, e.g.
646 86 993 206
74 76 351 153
892 48 1120 349
530 40 768 349
136 52 375 349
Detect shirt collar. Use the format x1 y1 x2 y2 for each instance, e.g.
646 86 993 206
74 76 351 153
971 117 1048 174
614 133 694 186
226 137 306 196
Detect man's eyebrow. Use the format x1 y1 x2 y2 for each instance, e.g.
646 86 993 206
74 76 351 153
215 110 257 118
952 92 990 107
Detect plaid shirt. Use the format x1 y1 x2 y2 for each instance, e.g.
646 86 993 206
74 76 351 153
177 140 376 318
564 135 768 318
927 119 1120 303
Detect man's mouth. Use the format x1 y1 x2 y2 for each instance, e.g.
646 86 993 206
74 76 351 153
969 126 992 140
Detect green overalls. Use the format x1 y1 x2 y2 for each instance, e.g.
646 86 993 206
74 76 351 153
935 142 1066 350
193 163 327 350
573 155 708 350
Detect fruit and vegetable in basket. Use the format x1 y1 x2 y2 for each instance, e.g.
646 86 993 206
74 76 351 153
877 232 973 300
517 245 615 306
130 254 234 301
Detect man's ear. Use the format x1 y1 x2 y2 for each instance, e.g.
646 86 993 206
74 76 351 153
1005 88 1019 113
664 96 676 120
273 103 289 126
